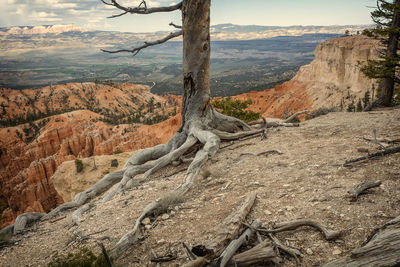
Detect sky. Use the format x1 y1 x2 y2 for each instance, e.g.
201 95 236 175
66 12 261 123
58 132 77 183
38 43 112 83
0 0 377 32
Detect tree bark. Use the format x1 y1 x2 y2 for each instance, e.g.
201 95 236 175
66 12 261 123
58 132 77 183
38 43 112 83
180 0 211 129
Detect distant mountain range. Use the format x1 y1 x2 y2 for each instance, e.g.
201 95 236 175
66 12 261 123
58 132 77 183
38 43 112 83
0 24 83 35
0 23 372 40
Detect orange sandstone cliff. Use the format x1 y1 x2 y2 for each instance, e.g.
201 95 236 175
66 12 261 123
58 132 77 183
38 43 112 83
236 36 379 118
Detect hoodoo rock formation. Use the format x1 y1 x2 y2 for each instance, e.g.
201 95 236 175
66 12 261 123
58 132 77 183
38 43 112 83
0 83 180 227
0 35 378 227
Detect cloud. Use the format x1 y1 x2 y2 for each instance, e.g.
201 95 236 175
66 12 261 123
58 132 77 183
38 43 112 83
0 0 110 27
0 0 182 31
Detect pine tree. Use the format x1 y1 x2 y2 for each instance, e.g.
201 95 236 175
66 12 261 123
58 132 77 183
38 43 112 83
361 0 400 106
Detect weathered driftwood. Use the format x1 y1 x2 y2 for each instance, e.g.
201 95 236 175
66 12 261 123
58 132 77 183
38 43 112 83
259 220 340 241
323 215 400 267
0 224 14 246
348 180 382 199
248 117 266 126
343 145 400 166
284 110 309 123
72 203 92 226
239 149 283 157
13 212 44 234
150 254 177 263
363 137 400 143
268 233 301 262
216 220 262 267
184 192 257 266
207 192 257 255
181 257 208 267
266 122 299 128
229 240 281 266
248 117 300 128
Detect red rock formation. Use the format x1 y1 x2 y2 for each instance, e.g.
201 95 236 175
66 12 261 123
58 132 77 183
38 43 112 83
0 83 179 228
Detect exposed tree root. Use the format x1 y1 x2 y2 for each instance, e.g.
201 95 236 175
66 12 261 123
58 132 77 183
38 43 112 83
72 203 92 226
13 212 44 235
258 219 341 241
284 110 309 123
240 149 283 157
348 180 382 200
1 107 288 261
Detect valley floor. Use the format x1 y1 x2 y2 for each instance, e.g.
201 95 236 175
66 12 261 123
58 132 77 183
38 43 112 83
1 109 400 266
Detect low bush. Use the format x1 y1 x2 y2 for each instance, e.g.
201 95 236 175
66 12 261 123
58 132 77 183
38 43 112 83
75 159 84 173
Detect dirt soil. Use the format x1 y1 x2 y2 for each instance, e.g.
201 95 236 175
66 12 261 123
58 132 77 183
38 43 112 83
1 109 399 267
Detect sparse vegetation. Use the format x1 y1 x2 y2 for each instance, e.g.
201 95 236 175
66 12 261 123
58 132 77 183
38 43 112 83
47 247 111 267
114 148 122 155
212 97 261 122
75 159 84 173
111 159 118 167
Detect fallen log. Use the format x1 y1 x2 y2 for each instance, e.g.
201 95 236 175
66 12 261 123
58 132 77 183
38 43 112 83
343 146 400 166
229 240 281 266
207 192 257 255
216 220 262 267
323 216 400 267
184 192 257 266
348 180 382 199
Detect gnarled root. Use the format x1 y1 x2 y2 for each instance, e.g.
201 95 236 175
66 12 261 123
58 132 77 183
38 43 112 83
13 212 44 234
109 125 221 259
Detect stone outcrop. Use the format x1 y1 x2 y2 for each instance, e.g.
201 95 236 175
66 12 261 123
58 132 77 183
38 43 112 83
236 36 379 118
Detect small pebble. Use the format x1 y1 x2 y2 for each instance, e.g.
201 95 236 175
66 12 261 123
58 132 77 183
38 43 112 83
332 248 341 255
161 214 170 220
142 217 151 225
306 248 313 255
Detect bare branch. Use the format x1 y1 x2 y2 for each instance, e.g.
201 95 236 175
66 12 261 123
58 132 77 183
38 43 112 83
107 10 128 18
102 0 182 15
169 22 182 29
101 30 182 55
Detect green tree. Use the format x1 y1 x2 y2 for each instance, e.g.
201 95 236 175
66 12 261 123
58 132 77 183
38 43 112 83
212 97 261 123
363 91 371 107
361 0 400 106
356 99 363 112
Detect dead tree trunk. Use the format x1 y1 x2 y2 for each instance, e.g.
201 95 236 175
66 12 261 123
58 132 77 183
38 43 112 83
4 0 266 260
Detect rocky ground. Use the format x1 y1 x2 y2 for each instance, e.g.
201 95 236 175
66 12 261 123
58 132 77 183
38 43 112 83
0 108 399 266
